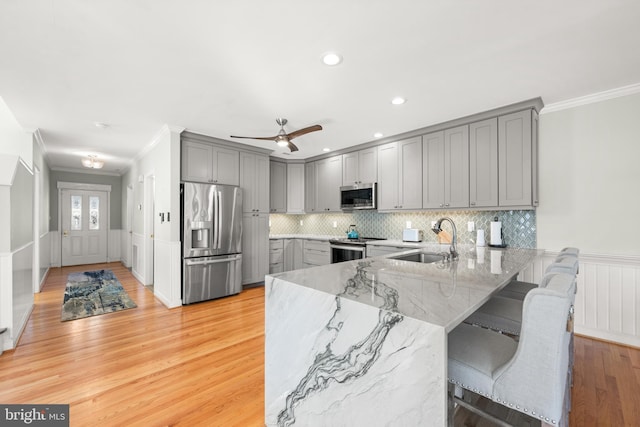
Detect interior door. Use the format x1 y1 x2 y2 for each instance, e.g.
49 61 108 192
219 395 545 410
61 189 108 266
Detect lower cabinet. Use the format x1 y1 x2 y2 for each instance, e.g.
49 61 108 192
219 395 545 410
302 239 330 268
269 239 284 274
242 213 269 284
284 239 304 271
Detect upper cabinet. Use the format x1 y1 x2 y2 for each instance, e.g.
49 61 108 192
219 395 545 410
181 140 239 185
422 125 469 209
498 110 537 207
304 162 317 213
270 161 287 213
469 118 498 208
286 163 305 214
315 156 343 212
342 147 378 186
240 152 270 213
378 136 422 211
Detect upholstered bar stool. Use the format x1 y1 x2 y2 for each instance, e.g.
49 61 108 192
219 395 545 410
498 247 579 301
447 273 576 427
464 258 579 336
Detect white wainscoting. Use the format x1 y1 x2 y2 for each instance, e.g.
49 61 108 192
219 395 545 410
108 229 121 263
131 232 145 285
121 229 131 268
38 231 50 292
519 251 640 348
50 231 60 267
0 243 35 351
153 239 182 308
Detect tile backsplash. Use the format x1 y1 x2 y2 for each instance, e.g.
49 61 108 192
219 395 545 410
269 210 537 248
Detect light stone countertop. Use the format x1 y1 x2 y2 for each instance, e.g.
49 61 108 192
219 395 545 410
267 245 543 332
269 234 340 241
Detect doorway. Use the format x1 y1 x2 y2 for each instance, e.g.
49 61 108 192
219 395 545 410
58 183 111 267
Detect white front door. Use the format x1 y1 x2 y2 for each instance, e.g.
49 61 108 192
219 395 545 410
61 189 108 266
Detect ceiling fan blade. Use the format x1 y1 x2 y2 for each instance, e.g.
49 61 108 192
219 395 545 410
288 141 299 152
230 135 278 141
286 124 322 140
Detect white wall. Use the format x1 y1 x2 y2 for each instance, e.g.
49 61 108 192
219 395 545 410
538 91 640 256
122 125 183 307
0 97 32 167
537 88 640 347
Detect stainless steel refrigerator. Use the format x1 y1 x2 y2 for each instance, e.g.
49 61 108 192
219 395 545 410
181 182 242 304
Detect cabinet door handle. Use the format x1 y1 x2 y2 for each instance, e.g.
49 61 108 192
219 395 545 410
470 202 476 206
439 204 443 208
445 203 450 207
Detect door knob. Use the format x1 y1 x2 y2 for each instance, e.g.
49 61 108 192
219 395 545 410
63 230 69 237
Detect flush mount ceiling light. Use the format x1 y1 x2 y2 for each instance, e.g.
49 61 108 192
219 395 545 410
82 155 104 169
322 148 331 152
322 52 343 66
373 132 384 138
391 97 406 105
94 122 110 129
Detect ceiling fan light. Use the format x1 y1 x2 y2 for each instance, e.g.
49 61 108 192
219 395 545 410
276 140 289 147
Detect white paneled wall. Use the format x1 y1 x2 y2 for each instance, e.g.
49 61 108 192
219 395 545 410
131 232 145 284
520 252 640 348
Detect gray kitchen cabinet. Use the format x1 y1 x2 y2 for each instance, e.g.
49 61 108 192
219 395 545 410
304 162 317 213
269 239 284 274
270 161 287 213
422 125 469 209
240 152 270 213
469 118 498 208
283 238 303 271
342 147 378 185
498 110 537 207
242 213 269 284
302 239 330 267
378 136 422 211
286 163 305 214
315 156 343 212
182 140 240 185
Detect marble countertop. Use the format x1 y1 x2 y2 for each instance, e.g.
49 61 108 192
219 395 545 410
267 245 543 332
269 234 340 241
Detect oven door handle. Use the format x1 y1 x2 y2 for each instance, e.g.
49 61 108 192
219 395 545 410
330 244 365 252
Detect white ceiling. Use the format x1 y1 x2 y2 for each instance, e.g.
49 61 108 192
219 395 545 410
1 1 640 175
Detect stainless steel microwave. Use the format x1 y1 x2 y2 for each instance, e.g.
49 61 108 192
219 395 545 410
340 183 377 210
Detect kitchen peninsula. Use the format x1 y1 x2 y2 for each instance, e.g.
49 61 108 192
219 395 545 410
265 245 543 426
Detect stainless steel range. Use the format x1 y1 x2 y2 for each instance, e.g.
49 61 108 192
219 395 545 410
329 237 387 263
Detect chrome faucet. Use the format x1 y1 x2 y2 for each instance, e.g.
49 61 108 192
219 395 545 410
432 217 458 261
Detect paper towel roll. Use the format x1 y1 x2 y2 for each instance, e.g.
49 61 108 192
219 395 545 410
490 220 502 245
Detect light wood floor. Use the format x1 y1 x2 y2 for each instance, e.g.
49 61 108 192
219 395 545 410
0 263 638 426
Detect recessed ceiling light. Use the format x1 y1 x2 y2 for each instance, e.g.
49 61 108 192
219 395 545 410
373 132 384 138
391 97 406 105
94 122 109 129
322 148 331 152
322 52 342 66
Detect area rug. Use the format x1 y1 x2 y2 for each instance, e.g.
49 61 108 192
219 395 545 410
61 269 137 321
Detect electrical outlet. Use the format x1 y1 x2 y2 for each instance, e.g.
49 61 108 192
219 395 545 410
332 221 337 228
467 221 475 232
406 221 412 229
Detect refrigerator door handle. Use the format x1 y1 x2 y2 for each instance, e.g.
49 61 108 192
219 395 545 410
185 255 241 266
216 190 222 250
213 189 219 249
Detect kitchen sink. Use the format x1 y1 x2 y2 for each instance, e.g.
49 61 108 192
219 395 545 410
388 251 446 264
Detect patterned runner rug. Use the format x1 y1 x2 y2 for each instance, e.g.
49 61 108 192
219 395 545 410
61 269 137 321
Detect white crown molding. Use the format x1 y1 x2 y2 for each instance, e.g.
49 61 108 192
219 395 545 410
57 181 112 192
541 82 640 114
49 166 121 177
135 124 186 162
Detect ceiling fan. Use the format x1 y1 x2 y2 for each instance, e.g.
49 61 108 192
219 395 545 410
230 118 322 152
